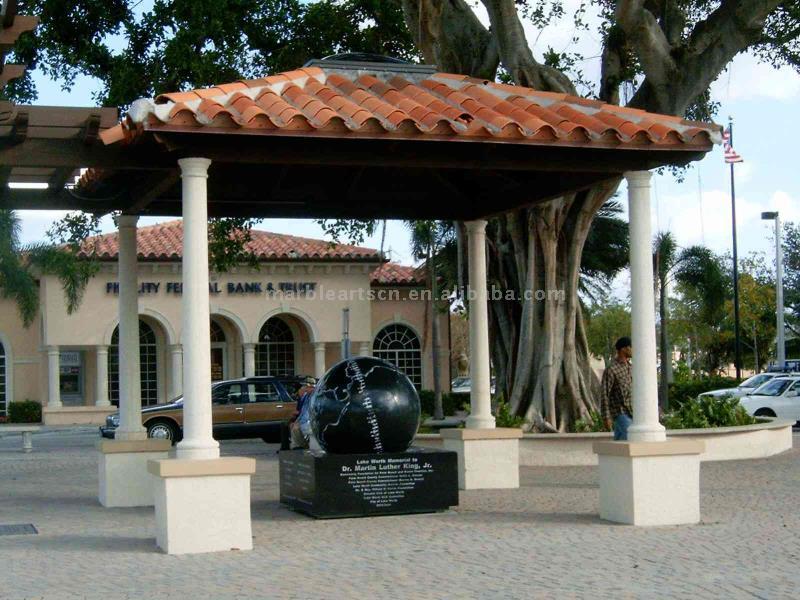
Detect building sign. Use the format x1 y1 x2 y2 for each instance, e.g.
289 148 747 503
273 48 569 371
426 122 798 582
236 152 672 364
105 281 317 297
59 351 81 367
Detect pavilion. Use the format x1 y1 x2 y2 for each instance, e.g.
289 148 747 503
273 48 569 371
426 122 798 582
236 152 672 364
1 54 719 553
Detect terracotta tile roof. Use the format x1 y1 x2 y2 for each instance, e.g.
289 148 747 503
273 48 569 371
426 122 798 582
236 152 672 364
370 262 426 286
101 65 721 149
80 220 382 262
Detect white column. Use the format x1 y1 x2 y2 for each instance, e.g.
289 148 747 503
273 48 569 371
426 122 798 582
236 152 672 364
46 346 61 408
116 214 146 441
465 220 495 429
169 344 183 399
358 341 371 357
314 342 326 378
95 345 110 407
175 157 219 460
243 343 256 378
626 171 666 442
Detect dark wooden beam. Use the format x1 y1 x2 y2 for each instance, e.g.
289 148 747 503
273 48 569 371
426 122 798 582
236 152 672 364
11 108 27 143
125 169 180 214
156 131 706 174
0 138 173 169
3 0 18 28
82 113 102 145
47 167 76 193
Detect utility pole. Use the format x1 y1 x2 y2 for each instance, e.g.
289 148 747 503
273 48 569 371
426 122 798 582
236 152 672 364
728 117 743 380
762 211 785 370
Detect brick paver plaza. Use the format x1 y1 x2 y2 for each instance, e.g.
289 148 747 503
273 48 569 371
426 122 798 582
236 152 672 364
1 431 799 599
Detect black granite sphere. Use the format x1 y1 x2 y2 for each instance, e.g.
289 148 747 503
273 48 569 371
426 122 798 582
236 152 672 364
310 356 420 454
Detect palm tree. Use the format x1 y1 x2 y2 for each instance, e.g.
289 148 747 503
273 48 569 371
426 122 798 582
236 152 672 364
406 220 454 420
673 245 728 374
0 210 99 327
653 232 677 410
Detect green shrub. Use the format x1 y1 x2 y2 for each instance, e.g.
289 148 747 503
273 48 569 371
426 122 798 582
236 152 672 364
418 390 464 417
668 376 739 408
572 410 609 433
8 400 42 424
662 395 756 430
494 401 526 429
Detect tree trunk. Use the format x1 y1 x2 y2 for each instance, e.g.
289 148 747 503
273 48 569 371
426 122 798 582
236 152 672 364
481 181 619 430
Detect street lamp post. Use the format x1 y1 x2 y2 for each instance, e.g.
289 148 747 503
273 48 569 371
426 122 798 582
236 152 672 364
761 211 785 371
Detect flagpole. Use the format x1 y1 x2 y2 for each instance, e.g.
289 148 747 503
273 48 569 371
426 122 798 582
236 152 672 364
729 116 743 380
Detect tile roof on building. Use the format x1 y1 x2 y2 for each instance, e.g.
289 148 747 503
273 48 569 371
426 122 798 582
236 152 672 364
101 64 721 150
370 262 426 286
82 219 380 262
79 219 423 284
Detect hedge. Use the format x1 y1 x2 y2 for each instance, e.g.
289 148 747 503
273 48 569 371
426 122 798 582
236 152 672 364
418 390 468 417
668 376 739 408
7 400 42 424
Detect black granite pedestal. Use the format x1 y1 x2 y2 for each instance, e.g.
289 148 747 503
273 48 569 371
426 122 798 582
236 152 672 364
279 447 459 518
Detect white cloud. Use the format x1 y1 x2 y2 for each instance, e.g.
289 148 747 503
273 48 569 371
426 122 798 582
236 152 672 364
649 188 800 259
711 53 800 102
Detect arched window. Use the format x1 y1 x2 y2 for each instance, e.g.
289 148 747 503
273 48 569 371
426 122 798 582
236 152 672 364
210 320 226 342
0 340 6 417
373 324 422 388
255 317 295 376
109 320 159 406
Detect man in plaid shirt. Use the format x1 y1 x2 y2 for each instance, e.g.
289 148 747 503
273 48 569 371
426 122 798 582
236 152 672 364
601 337 633 440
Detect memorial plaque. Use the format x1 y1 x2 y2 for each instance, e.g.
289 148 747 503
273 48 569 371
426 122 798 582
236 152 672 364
279 447 458 518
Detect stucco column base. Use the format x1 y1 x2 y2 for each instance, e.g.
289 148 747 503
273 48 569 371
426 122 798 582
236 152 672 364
148 457 256 555
441 428 522 490
97 439 172 508
594 440 704 526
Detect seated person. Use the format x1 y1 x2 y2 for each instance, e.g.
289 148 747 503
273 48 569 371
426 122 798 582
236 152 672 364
290 377 316 450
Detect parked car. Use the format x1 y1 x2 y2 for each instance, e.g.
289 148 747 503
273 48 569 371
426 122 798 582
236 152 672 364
739 376 800 423
766 359 800 373
450 376 496 395
100 376 298 443
699 372 781 399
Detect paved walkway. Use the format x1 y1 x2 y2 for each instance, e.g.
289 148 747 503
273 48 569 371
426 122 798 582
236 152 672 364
1 431 799 599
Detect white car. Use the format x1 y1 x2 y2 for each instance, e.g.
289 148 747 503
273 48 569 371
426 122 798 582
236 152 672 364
699 372 780 399
450 376 496 395
739 376 800 423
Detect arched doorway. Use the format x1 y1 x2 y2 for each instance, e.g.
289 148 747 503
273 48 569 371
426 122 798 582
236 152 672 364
210 320 226 381
0 339 6 417
109 319 160 406
255 317 295 376
373 323 422 388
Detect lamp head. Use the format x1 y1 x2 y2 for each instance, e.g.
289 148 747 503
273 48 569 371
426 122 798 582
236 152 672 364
761 211 779 220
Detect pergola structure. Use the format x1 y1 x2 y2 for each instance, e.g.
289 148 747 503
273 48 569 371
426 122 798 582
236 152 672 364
2 57 719 553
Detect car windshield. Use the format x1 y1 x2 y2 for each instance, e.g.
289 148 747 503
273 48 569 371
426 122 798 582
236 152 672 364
753 379 794 397
452 377 469 386
740 374 773 388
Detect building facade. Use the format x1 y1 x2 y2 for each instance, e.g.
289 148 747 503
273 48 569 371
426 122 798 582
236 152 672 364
0 221 449 424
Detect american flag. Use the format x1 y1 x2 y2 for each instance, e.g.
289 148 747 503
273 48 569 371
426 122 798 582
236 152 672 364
722 127 743 163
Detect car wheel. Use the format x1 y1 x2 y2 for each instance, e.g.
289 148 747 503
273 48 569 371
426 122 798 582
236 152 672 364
754 408 776 418
147 419 179 443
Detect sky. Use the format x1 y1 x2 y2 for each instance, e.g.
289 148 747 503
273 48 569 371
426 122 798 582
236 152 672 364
14 3 800 292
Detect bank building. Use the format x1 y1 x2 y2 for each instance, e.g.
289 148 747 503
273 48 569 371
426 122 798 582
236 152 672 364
0 220 450 425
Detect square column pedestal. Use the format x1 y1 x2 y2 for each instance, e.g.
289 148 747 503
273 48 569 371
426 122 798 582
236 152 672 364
148 457 256 555
593 440 705 526
97 440 172 507
441 428 522 490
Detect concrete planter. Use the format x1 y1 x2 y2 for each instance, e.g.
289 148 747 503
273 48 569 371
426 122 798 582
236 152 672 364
415 419 794 467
